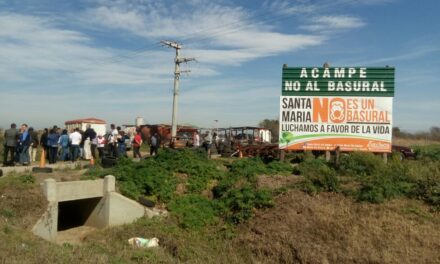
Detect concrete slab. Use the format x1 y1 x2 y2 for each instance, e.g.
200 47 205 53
56 179 105 202
0 161 89 175
107 192 145 226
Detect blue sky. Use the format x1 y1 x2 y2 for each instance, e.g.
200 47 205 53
0 0 439 131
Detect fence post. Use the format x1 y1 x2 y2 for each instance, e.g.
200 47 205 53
382 153 388 164
325 150 331 162
335 147 341 166
279 150 285 161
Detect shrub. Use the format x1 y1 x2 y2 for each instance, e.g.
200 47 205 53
338 152 386 177
19 174 35 184
357 173 412 203
297 157 340 194
357 161 413 203
168 195 217 229
413 145 440 161
266 160 293 175
107 150 283 228
408 161 440 211
216 185 273 224
229 158 268 181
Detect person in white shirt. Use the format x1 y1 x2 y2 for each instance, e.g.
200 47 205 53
193 131 200 148
109 124 119 157
96 134 106 158
69 128 82 161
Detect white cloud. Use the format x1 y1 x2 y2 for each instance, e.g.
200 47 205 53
78 1 324 66
301 15 365 32
265 0 395 15
0 13 214 85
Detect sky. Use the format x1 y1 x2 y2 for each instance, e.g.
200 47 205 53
0 0 439 131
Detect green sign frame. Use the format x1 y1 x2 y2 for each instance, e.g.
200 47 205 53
282 67 395 97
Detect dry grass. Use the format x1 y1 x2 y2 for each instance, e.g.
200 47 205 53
1 172 439 263
393 137 440 147
237 189 440 264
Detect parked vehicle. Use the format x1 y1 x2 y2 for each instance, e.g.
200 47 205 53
391 145 416 159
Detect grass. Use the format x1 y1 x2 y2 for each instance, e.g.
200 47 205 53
0 144 439 263
291 151 440 212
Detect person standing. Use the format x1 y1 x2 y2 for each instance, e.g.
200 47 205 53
150 133 159 156
69 128 82 162
28 127 39 163
109 124 119 157
83 124 96 160
59 129 70 161
79 129 85 159
203 131 212 157
193 131 200 149
47 129 60 164
132 130 143 158
40 128 48 155
96 134 105 158
18 124 31 165
117 130 127 157
3 123 18 166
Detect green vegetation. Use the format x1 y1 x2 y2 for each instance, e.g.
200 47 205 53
291 151 440 211
412 144 440 161
89 149 291 229
0 143 439 263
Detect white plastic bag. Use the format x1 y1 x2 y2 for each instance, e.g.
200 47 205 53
128 237 159 248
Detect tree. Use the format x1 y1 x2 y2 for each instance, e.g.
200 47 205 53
258 119 279 143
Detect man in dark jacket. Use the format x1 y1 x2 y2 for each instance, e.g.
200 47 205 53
3 123 18 166
28 127 39 163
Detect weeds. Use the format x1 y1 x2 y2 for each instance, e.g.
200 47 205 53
19 174 35 184
105 149 291 228
296 156 340 194
413 144 440 161
168 195 217 229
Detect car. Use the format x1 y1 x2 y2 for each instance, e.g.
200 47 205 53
391 145 416 160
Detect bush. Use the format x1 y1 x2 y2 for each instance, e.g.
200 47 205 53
357 159 424 204
216 185 273 224
229 158 268 181
107 149 278 228
168 195 217 229
19 174 35 184
297 157 340 194
413 145 440 161
408 161 440 211
357 173 413 203
338 152 386 177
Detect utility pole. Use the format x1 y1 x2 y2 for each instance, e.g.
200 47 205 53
161 40 195 139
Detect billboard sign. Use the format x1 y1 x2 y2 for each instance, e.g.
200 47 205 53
279 67 394 152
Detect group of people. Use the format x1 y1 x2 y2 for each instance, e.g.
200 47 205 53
3 123 35 166
1 123 149 167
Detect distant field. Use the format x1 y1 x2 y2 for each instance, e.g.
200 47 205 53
393 137 440 147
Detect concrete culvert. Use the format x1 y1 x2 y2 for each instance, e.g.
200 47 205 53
57 197 102 231
32 175 166 244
